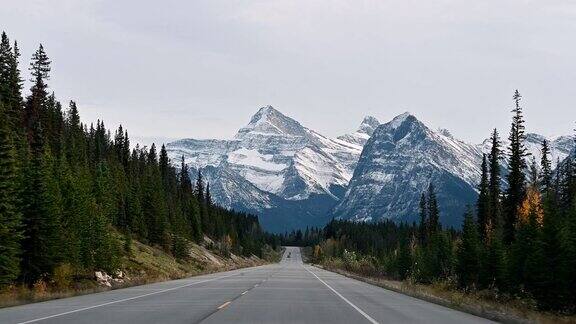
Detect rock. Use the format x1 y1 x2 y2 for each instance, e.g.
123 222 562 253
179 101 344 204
95 271 113 287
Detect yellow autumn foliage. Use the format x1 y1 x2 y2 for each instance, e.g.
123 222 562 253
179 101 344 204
517 186 544 226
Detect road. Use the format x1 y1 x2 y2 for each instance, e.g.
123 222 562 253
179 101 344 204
0 247 493 324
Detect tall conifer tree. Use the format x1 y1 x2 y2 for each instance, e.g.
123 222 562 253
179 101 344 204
0 102 23 286
504 90 528 243
488 129 502 233
477 154 490 240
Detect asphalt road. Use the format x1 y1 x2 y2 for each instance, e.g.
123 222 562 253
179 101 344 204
0 247 493 324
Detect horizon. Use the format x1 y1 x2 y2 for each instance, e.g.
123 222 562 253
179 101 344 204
132 105 573 149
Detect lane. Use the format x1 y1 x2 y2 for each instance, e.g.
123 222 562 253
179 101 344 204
0 247 494 324
203 247 492 324
202 247 371 323
304 265 492 324
0 264 278 324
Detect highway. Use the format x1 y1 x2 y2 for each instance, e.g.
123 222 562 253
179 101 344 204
0 247 493 323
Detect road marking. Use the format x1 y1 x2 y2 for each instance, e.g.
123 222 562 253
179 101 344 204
217 301 231 309
304 266 379 324
15 268 262 324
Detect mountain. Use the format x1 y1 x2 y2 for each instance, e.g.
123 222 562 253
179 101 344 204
337 116 380 146
166 106 376 232
332 113 575 228
332 113 484 227
480 133 574 169
168 107 573 232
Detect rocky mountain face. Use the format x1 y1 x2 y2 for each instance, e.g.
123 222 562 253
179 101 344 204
332 113 483 227
167 107 574 231
166 106 375 232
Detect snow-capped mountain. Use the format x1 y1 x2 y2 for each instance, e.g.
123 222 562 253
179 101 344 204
337 116 380 146
480 133 574 169
332 112 483 227
167 107 573 231
166 106 373 232
332 113 575 228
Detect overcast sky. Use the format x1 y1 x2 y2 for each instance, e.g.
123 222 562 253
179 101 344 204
2 0 575 145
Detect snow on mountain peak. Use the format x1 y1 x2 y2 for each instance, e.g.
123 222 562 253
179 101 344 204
337 116 381 147
358 116 380 135
235 105 306 139
388 111 413 129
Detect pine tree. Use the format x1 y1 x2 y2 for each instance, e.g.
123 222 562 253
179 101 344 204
480 226 507 290
20 120 62 283
540 140 552 192
418 193 427 245
504 90 528 244
397 238 412 280
0 32 13 104
528 194 562 310
477 154 490 240
205 182 212 207
488 129 502 233
159 144 169 184
457 209 481 288
528 157 539 189
0 102 23 286
179 156 192 194
427 184 440 235
24 44 51 141
196 169 204 202
509 187 540 291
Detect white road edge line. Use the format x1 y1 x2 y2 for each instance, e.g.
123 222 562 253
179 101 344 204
16 268 261 324
304 266 379 324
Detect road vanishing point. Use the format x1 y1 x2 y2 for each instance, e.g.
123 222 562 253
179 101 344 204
0 247 493 324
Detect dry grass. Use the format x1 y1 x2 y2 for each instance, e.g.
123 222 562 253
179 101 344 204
318 263 576 324
0 239 273 309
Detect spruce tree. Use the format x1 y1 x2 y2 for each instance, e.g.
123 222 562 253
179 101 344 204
24 44 51 141
0 32 12 103
20 120 61 283
540 139 552 192
159 144 169 186
427 184 440 235
196 169 204 202
205 182 212 207
529 194 562 310
480 226 507 290
528 157 539 188
504 90 528 244
397 238 412 280
488 129 502 233
418 193 427 245
477 154 490 240
457 209 481 288
0 102 23 286
509 190 540 291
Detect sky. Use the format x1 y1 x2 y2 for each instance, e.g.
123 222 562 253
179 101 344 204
2 0 575 146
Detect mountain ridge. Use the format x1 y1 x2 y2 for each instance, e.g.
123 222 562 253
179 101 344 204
167 107 574 231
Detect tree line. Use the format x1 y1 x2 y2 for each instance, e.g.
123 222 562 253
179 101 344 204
0 32 271 288
312 90 576 313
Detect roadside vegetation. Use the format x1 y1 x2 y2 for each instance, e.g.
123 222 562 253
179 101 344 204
0 31 280 304
292 92 576 321
0 235 280 308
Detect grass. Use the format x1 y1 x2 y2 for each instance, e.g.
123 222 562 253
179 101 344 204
0 239 275 309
